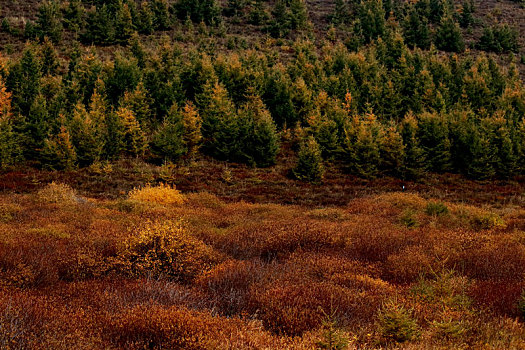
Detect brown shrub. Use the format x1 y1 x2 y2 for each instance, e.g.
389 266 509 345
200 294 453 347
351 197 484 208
215 220 345 260
196 259 266 315
384 245 433 283
250 282 358 336
456 234 525 280
468 281 525 317
105 304 278 349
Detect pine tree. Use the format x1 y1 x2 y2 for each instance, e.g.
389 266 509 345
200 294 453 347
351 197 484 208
353 0 386 45
40 37 59 76
22 95 51 160
105 54 141 105
151 103 186 161
248 0 268 25
83 4 116 45
269 0 290 38
417 111 451 172
289 0 308 30
115 1 134 42
380 122 405 176
150 0 171 30
181 101 202 159
41 123 77 170
343 113 382 178
7 46 42 116
0 77 20 168
435 16 464 52
137 1 154 34
35 0 63 43
458 0 475 28
225 0 247 18
306 92 344 160
400 113 425 179
116 106 146 157
174 0 222 26
237 92 279 167
292 135 324 183
63 0 85 33
199 81 238 160
403 8 431 50
121 82 153 129
332 0 350 25
69 102 105 167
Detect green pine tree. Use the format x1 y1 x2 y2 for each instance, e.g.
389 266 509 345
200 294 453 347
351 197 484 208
292 135 324 183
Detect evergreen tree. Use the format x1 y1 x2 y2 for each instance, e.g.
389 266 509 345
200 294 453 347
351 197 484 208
380 123 405 176
477 24 520 54
0 78 20 168
150 0 171 30
21 95 51 160
63 0 85 33
40 37 59 76
7 46 42 116
120 82 153 129
225 0 247 18
435 16 464 52
137 1 154 34
353 0 386 45
248 0 268 25
69 102 105 167
269 0 290 38
41 123 77 170
332 0 350 25
402 8 431 50
174 0 222 26
458 0 475 28
417 111 451 172
199 81 238 160
104 55 141 105
181 101 202 159
343 113 382 178
116 106 146 157
115 1 134 42
83 4 116 45
237 92 280 167
0 118 20 169
400 113 425 179
35 0 63 43
151 103 186 161
289 0 308 30
263 68 297 128
292 135 324 183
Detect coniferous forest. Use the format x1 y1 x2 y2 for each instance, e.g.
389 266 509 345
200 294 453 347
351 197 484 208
0 0 524 349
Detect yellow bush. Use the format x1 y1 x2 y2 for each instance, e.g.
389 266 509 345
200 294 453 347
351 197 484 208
128 183 184 205
119 220 220 281
35 182 77 205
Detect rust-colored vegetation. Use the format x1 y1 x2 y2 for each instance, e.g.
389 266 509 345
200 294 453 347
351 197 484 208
0 181 524 349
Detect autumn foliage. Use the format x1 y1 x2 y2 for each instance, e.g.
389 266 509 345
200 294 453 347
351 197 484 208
0 181 524 348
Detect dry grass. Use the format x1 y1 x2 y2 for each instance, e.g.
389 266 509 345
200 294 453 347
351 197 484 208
0 186 523 348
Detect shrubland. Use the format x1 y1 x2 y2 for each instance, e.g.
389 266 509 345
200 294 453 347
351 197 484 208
0 181 523 348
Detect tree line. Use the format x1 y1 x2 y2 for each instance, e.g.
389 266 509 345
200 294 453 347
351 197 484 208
0 32 523 180
1 0 520 53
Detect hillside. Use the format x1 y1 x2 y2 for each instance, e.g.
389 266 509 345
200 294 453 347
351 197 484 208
0 0 525 349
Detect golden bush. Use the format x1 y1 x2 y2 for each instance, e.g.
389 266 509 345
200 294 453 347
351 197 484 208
35 182 77 205
128 183 185 205
118 220 221 281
